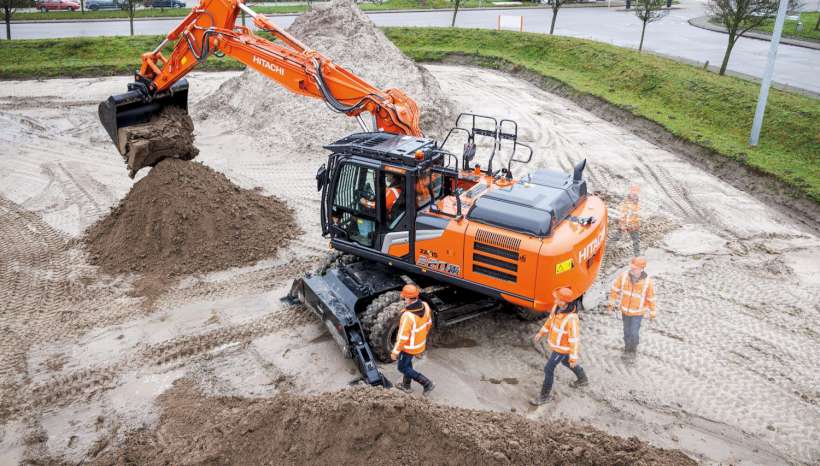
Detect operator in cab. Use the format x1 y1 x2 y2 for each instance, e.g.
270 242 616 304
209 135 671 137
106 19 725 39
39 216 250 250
391 284 435 395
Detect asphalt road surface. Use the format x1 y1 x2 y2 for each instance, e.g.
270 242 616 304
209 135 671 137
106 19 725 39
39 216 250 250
5 0 820 94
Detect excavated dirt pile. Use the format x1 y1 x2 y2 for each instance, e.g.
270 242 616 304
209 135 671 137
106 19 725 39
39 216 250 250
117 107 199 178
83 159 300 290
94 383 695 466
196 0 454 155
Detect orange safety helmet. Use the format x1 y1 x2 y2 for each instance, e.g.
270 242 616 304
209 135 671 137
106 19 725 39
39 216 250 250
553 287 574 303
400 284 420 299
631 257 647 269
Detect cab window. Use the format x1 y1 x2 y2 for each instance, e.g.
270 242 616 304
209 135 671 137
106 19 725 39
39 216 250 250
332 163 376 247
415 168 444 209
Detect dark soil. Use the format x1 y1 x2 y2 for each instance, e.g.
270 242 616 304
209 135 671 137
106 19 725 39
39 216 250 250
117 106 199 179
92 381 696 466
83 158 300 297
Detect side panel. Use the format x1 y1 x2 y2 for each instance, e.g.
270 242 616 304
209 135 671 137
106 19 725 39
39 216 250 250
461 223 541 300
411 212 467 279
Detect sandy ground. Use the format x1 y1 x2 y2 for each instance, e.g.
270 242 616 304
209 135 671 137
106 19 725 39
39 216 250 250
0 67 818 465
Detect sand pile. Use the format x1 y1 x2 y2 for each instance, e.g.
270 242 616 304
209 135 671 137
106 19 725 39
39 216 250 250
196 0 454 157
84 159 299 293
93 383 695 466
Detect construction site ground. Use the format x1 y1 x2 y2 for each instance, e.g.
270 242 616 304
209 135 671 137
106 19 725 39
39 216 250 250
1 67 818 465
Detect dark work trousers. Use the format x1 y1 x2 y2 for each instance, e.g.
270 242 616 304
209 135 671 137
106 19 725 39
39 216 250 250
613 229 641 257
622 314 643 352
541 351 586 396
397 352 424 383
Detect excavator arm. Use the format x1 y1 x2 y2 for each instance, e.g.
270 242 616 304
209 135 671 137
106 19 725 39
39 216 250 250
98 0 421 173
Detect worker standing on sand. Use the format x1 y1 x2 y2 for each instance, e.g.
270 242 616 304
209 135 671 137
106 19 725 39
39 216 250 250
609 257 656 361
391 284 435 395
530 287 589 406
613 185 641 257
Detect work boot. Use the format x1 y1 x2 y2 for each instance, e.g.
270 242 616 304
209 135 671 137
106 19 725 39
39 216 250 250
570 374 589 389
396 376 412 393
417 375 435 396
530 387 552 406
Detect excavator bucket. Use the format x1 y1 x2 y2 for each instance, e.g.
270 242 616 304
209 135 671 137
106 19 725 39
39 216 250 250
98 79 190 175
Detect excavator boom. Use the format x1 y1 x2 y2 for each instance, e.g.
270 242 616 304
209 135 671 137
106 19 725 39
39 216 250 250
99 0 421 175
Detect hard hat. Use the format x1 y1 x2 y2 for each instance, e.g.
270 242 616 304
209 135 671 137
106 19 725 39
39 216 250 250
631 257 647 269
628 185 640 195
400 284 420 299
553 287 574 303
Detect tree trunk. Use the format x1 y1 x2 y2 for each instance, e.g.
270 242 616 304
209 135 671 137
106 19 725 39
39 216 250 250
4 9 10 40
815 13 820 31
451 0 460 27
129 7 134 36
549 6 558 34
719 34 736 75
639 19 647 51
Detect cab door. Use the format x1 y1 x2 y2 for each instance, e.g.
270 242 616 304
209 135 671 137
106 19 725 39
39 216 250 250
327 160 381 249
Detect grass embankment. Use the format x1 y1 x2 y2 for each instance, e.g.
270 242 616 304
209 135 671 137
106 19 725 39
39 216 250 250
0 28 817 202
754 12 820 42
12 0 535 21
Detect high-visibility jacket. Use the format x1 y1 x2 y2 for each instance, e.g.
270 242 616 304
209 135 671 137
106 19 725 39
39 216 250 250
363 187 402 210
537 308 580 363
618 199 640 232
392 302 432 356
609 270 656 317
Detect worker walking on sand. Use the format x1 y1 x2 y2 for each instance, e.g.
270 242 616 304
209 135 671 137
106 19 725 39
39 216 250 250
391 284 435 395
530 287 589 406
613 184 642 257
609 257 656 361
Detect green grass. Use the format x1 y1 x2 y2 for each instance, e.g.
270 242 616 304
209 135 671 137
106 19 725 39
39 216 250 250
0 28 817 202
754 12 820 42
382 28 820 202
12 0 539 21
0 35 243 76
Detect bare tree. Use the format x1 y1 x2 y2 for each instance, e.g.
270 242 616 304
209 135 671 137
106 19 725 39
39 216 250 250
125 0 142 36
2 0 30 40
707 0 783 75
634 0 669 51
547 0 567 35
451 0 461 27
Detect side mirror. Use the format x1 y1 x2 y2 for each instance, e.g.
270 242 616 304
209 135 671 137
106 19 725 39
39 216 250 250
316 164 327 192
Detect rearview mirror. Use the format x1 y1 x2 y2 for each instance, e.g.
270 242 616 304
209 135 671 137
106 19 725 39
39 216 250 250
316 164 327 192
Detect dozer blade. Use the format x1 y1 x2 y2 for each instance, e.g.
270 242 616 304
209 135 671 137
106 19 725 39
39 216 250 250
98 79 192 176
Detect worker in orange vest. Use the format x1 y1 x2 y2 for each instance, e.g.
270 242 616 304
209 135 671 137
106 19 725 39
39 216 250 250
391 284 435 395
613 184 641 257
609 256 656 360
530 287 589 406
359 174 402 212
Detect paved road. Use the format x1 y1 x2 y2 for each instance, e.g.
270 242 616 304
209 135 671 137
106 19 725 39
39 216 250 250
5 0 820 94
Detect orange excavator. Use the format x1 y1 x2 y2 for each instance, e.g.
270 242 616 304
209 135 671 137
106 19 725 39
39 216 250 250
98 0 607 387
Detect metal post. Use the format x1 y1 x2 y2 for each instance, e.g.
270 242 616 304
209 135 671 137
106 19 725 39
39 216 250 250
749 0 789 146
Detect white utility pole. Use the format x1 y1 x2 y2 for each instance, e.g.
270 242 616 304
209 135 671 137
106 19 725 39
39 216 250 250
749 0 790 146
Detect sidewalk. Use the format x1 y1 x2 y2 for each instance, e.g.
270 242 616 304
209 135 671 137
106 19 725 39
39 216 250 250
688 15 820 51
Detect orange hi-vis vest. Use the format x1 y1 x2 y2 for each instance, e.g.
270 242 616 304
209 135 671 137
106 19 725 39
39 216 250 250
385 187 401 211
392 302 432 355
363 187 401 210
618 199 640 232
537 308 580 363
609 270 656 318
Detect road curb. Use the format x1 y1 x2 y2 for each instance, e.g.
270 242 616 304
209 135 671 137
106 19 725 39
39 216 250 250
688 15 820 51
